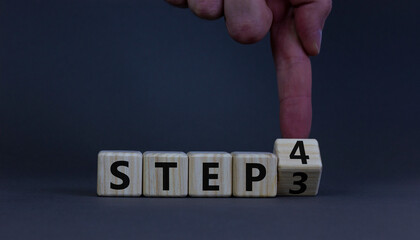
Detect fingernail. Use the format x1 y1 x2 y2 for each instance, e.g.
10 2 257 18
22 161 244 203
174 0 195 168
314 30 323 54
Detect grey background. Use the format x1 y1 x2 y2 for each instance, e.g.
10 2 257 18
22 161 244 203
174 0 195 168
0 0 419 239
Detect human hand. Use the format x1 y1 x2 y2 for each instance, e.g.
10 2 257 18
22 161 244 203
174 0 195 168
166 0 332 138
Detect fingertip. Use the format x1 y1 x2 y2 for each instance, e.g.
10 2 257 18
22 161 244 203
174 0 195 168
226 13 272 44
226 21 270 44
224 0 273 44
300 29 322 56
166 0 188 8
189 0 223 20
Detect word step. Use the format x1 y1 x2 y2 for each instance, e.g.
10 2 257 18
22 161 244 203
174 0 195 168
97 139 322 197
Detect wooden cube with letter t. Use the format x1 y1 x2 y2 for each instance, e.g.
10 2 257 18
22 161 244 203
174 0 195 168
232 152 277 197
188 152 232 197
97 151 143 196
274 139 323 196
143 151 188 197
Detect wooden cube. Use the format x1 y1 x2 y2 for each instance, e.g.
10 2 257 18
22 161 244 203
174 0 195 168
188 152 232 197
97 151 142 196
274 139 322 196
232 152 277 197
143 151 188 197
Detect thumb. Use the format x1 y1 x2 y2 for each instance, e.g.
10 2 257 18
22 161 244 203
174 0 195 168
290 0 332 56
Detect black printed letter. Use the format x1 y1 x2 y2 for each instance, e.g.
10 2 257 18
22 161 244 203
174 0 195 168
155 162 178 191
246 163 266 191
110 161 130 190
203 162 219 191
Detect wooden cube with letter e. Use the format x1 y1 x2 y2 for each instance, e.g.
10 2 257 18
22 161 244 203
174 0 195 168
188 152 232 197
274 139 322 196
97 151 143 196
232 152 277 197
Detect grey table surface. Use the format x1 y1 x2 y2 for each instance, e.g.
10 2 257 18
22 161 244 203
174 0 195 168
1 156 419 240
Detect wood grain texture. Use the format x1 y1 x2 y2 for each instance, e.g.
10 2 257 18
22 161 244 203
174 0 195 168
97 150 142 196
188 152 232 197
143 151 188 197
232 152 277 197
274 139 322 196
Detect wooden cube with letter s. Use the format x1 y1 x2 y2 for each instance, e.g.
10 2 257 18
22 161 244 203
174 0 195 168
97 151 143 196
274 139 323 196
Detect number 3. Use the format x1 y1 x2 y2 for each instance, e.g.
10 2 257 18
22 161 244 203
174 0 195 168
289 172 308 194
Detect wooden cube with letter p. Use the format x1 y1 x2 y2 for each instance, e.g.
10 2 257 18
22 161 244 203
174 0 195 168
143 151 188 197
274 139 322 196
97 151 142 196
188 152 232 197
232 152 277 197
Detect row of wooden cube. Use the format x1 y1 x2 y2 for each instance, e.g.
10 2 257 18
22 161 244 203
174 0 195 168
97 139 322 197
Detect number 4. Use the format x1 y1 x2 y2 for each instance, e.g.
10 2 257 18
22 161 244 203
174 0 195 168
290 141 309 164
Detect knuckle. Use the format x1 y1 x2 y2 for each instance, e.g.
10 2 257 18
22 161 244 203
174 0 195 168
282 55 308 64
276 55 309 71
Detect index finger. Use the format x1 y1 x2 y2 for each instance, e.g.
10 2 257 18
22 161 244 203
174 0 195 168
269 2 312 138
